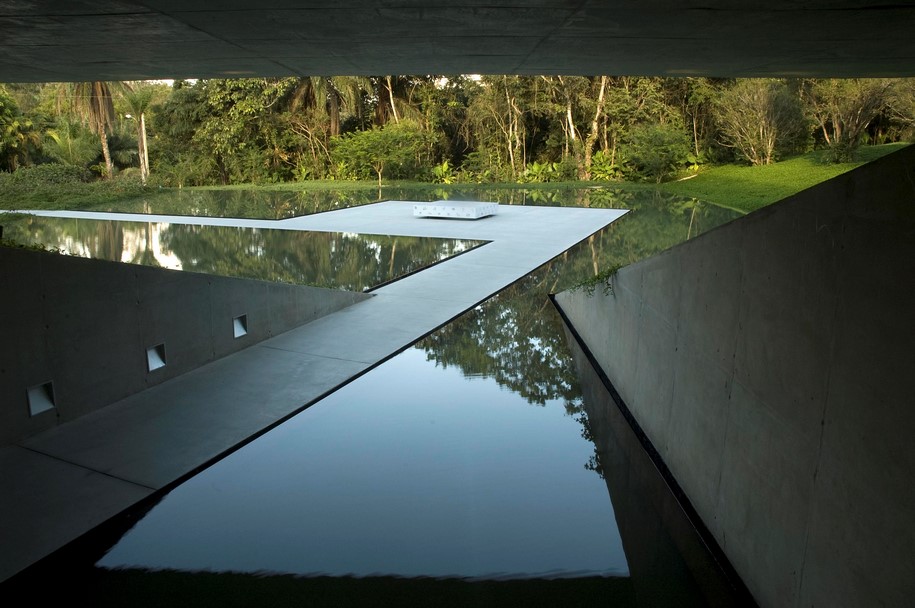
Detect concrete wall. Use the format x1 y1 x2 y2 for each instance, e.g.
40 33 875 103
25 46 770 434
0 248 370 445
563 319 753 608
555 145 915 608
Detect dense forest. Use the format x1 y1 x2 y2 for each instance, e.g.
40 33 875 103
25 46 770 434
1 76 913 187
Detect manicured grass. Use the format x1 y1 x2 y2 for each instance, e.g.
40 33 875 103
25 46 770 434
659 143 909 213
0 174 157 211
1 143 907 213
186 143 911 213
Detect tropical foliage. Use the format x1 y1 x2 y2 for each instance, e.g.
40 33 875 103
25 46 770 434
0 76 912 186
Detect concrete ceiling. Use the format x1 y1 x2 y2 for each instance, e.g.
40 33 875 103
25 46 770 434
1 1 914 82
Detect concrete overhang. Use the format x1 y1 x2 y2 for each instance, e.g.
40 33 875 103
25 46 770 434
2 1 914 83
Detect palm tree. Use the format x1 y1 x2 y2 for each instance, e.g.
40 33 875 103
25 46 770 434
58 81 124 179
287 76 370 136
124 84 155 184
372 76 427 126
44 118 98 167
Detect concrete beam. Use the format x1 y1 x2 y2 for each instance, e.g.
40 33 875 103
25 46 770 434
2 1 915 81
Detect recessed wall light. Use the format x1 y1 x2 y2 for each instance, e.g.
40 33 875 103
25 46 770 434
233 314 248 338
147 343 166 372
27 382 56 417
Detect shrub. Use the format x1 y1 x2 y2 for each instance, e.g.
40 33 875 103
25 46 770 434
589 150 622 181
621 123 692 182
4 163 92 185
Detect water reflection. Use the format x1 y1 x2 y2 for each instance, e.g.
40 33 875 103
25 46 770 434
1 215 482 292
419 190 740 404
95 345 628 579
3 188 746 604
85 184 741 222
84 192 739 585
564 324 753 607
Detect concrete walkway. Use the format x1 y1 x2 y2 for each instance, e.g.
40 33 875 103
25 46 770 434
0 201 625 582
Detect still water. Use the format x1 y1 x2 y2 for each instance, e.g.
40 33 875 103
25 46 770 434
97 343 627 579
1 216 482 292
54 182 742 221
8 187 746 605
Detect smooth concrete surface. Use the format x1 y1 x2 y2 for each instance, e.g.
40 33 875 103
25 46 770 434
554 145 915 608
562 320 752 608
2 2 914 81
0 201 624 582
0 445 153 582
0 246 369 445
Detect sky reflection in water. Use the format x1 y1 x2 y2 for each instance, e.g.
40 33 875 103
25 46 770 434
97 346 628 579
85 186 742 585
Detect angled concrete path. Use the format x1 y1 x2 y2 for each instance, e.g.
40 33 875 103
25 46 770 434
1 201 624 582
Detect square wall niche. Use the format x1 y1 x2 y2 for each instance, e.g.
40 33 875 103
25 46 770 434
27 382 56 417
233 314 248 339
147 343 166 372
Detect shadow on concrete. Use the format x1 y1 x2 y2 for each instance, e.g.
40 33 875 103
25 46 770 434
556 296 757 608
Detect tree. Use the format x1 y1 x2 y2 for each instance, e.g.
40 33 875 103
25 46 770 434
662 77 726 162
886 78 915 142
466 76 533 180
283 76 372 178
802 78 894 162
714 79 806 165
44 118 99 167
150 80 215 186
123 85 156 184
62 82 124 179
285 76 371 137
601 77 680 172
622 122 691 182
331 120 434 188
581 76 609 179
0 86 41 171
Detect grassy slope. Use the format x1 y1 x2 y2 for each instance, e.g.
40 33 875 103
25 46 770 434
185 143 911 214
659 143 909 213
1 143 907 213
0 176 155 211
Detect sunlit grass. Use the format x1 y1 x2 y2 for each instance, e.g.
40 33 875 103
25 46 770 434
1 143 907 213
660 143 909 213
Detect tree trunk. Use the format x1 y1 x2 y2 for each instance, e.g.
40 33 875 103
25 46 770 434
386 76 399 124
329 92 341 136
581 76 608 180
99 123 113 179
503 79 517 177
137 113 149 184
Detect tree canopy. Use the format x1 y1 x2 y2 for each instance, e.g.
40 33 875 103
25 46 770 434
0 76 912 184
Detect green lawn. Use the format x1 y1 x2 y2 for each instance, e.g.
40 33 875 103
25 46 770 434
659 143 909 213
0 143 908 214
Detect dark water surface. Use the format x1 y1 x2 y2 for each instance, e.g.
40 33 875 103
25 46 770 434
5 188 748 605
98 343 628 579
1 215 482 292
54 183 746 221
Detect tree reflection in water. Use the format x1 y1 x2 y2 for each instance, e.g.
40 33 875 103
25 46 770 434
2 215 481 293
417 189 741 476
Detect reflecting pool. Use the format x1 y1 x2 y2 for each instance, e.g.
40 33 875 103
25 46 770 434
5 188 747 605
1 215 482 292
97 341 628 579
55 183 746 222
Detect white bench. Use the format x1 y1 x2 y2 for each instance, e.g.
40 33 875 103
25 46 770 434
413 200 499 220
